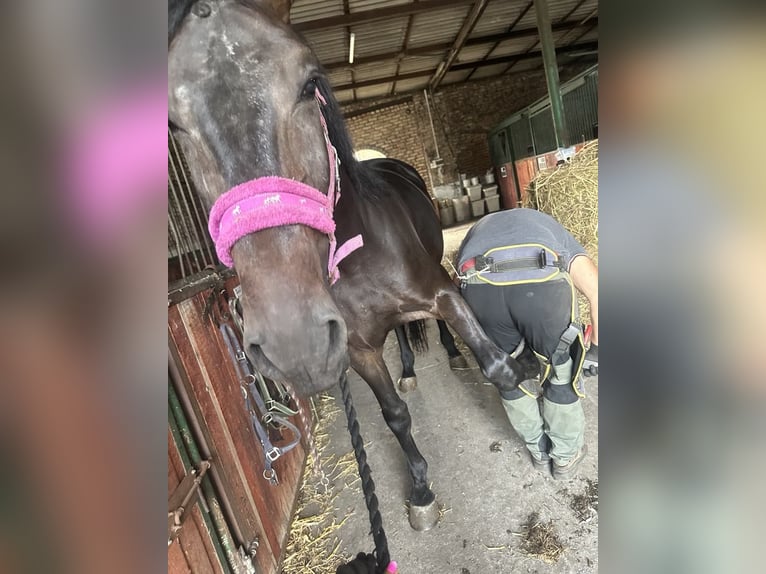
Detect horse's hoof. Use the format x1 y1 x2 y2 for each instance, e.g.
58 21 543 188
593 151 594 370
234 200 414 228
408 499 439 531
397 376 417 392
449 355 469 370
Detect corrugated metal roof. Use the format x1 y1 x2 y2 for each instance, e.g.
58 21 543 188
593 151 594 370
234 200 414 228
334 88 355 101
327 68 353 85
391 77 430 93
291 0 345 24
348 0 412 13
287 0 597 102
350 17 409 57
303 27 347 63
406 6 472 49
352 61 398 81
568 0 598 21
470 0 523 37
468 62 510 80
355 84 393 99
397 55 445 74
440 69 473 86
455 44 492 64
488 37 538 58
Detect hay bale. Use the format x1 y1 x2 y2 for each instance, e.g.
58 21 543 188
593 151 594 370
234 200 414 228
524 141 598 324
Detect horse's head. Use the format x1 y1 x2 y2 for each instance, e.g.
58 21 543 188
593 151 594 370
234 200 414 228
169 0 350 395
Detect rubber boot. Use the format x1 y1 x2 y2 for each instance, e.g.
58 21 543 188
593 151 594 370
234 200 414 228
542 358 586 478
500 383 550 469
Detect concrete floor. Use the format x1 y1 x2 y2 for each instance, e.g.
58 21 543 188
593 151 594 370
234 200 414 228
325 321 599 573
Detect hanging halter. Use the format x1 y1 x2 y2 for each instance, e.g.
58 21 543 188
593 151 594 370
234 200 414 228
207 89 364 284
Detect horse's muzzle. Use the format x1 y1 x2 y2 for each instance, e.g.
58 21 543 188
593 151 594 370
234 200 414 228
244 308 349 396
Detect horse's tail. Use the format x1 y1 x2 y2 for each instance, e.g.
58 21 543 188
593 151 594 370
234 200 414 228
407 320 429 354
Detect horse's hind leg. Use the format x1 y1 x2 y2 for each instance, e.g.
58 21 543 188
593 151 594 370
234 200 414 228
437 319 468 369
434 284 525 394
350 346 439 531
394 326 418 392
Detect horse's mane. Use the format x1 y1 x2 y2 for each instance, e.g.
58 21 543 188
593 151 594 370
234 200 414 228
314 76 381 200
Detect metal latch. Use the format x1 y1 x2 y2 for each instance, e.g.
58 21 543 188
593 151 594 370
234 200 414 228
168 460 211 545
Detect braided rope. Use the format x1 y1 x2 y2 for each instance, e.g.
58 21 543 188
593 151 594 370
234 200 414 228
338 373 390 573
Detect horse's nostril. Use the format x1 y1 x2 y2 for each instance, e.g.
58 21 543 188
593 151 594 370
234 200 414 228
247 343 260 362
327 319 343 352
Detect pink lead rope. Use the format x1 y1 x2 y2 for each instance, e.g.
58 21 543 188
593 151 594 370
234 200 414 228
208 89 364 284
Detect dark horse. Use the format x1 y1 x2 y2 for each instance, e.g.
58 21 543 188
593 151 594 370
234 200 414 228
168 0 525 530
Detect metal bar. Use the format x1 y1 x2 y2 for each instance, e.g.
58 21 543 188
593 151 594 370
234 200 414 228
168 267 236 306
168 166 204 275
452 41 596 71
391 7 417 96
423 89 440 159
168 144 204 272
332 41 596 92
335 69 431 91
168 401 232 573
169 383 244 574
169 350 249 549
169 130 217 266
168 132 209 272
293 0 472 32
429 0 491 91
534 0 569 148
323 19 597 72
167 214 188 279
168 176 199 277
343 95 413 118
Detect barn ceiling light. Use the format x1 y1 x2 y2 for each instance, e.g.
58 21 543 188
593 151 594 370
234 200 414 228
349 32 356 64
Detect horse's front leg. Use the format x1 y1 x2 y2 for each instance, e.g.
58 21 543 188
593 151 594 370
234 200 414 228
349 345 439 531
433 282 525 394
394 325 418 392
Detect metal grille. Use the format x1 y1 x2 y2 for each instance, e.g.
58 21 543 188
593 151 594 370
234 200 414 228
563 71 599 144
168 129 219 281
488 64 599 161
530 108 557 155
509 116 534 161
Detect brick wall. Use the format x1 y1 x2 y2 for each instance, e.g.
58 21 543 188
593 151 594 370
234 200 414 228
341 63 590 191
344 101 432 189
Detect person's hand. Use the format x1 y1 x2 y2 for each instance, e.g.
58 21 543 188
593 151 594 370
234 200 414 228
336 553 378 574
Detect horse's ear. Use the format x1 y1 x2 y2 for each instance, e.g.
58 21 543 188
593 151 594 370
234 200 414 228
260 0 292 24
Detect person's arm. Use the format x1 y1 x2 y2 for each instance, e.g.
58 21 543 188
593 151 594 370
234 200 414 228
569 255 598 345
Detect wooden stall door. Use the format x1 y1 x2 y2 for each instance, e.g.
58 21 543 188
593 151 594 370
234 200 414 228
168 279 310 574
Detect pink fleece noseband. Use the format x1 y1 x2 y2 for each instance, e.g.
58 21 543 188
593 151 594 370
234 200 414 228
208 90 363 284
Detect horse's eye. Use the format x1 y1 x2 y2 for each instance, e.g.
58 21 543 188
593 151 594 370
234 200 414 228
301 78 317 100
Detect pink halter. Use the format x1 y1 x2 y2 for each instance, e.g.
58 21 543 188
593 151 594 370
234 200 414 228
208 90 364 284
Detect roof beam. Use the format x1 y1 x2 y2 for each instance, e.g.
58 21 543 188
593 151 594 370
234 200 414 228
293 0 472 32
428 0 491 91
332 41 597 92
450 40 597 71
323 18 597 71
336 69 430 92
465 0 532 83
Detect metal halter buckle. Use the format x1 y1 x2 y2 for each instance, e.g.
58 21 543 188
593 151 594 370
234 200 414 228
266 447 281 462
263 468 279 485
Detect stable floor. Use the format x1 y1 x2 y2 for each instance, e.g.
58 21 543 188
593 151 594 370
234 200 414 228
323 320 599 573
